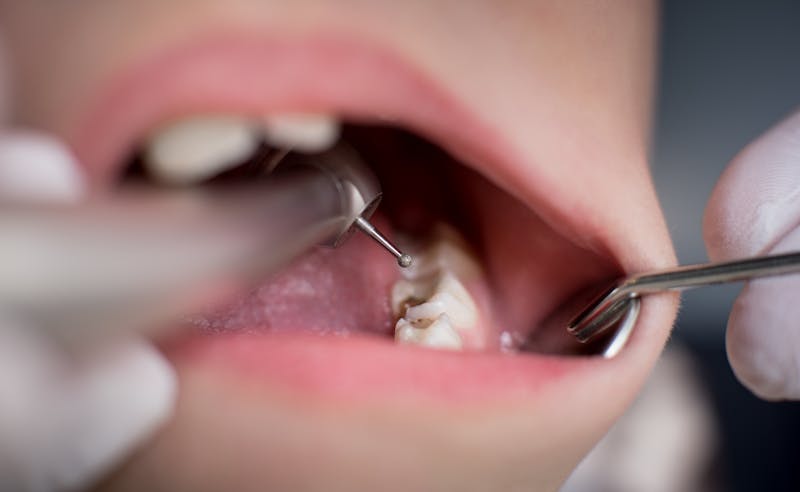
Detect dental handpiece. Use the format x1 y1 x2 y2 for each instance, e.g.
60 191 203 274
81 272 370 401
0 147 409 342
293 145 412 268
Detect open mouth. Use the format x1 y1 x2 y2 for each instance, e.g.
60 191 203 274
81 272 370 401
64 35 650 401
122 117 620 353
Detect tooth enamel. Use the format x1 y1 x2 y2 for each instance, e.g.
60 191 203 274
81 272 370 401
262 114 341 153
404 273 477 328
144 116 260 185
390 277 436 316
402 228 481 281
396 315 463 350
392 225 483 351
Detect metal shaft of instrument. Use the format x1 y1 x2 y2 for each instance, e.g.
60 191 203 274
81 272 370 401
354 216 413 268
623 251 800 295
568 250 800 346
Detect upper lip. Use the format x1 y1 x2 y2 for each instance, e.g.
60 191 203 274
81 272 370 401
64 33 633 273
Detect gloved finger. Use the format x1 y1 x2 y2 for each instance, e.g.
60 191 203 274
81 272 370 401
0 130 85 202
726 227 800 400
704 108 800 400
0 129 178 489
0 318 176 491
704 109 800 260
0 30 83 203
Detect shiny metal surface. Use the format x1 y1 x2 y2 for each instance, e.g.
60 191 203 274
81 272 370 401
0 146 412 341
300 145 412 265
301 145 383 246
0 170 346 341
569 251 800 345
354 216 413 268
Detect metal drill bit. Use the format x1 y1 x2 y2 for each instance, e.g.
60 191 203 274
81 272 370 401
354 216 413 268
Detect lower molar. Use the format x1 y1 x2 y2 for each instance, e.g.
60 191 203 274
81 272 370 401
391 225 488 351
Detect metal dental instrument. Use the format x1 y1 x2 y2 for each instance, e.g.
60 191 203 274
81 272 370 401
291 144 413 268
568 251 800 357
255 144 412 267
0 147 410 342
355 217 413 268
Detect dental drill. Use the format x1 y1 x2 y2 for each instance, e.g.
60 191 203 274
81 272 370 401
0 146 411 342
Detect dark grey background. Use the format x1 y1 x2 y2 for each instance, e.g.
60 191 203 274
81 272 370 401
654 1 800 490
654 0 800 333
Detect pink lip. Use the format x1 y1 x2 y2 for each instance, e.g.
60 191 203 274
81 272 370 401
70 36 489 185
65 34 634 401
164 331 607 403
69 35 614 258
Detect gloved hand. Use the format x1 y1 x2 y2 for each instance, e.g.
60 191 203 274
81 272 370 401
704 109 800 401
0 39 176 491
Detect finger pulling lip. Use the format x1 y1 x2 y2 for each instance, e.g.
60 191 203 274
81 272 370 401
63 33 663 401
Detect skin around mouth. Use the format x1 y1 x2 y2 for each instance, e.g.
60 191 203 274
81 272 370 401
0 1 679 490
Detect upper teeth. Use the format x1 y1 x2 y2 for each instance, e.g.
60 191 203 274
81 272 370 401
261 114 341 153
142 114 341 185
392 225 483 351
143 116 261 185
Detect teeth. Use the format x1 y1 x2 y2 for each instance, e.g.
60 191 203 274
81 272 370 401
141 113 342 185
392 225 482 351
261 114 341 153
395 315 463 350
143 116 260 185
401 226 482 280
404 272 477 328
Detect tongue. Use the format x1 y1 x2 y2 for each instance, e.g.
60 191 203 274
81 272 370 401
188 216 400 337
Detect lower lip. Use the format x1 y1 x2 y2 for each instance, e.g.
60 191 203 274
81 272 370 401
163 331 599 403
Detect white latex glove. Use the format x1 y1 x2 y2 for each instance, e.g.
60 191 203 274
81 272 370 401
0 131 177 492
0 52 176 490
704 109 800 401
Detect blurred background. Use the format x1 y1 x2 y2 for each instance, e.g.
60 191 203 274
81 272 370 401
565 1 800 491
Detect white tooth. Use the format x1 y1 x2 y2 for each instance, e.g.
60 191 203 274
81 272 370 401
395 315 462 350
392 226 482 351
262 114 340 153
421 315 463 349
404 273 477 328
395 318 424 345
390 277 434 317
144 116 259 185
400 225 481 281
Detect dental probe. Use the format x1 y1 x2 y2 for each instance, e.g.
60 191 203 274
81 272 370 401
0 154 408 342
568 251 800 357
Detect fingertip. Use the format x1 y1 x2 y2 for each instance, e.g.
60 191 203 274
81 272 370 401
55 337 177 490
0 322 178 490
0 131 86 202
726 278 800 401
704 109 800 261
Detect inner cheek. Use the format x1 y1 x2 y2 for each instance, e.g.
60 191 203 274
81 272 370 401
461 170 619 338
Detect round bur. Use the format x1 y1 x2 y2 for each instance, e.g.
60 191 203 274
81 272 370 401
398 254 413 269
354 216 413 269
